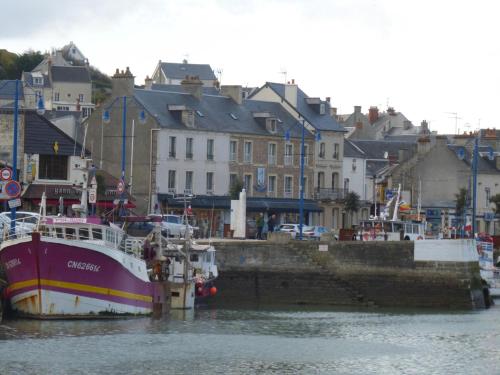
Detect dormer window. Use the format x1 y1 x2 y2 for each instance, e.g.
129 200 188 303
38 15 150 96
266 118 277 134
320 103 325 115
182 110 195 128
32 74 44 86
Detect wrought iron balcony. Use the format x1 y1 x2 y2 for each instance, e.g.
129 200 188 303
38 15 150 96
313 188 346 201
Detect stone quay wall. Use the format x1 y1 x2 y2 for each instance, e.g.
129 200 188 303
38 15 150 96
208 236 485 309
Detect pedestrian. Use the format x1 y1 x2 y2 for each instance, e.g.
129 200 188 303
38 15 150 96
256 213 264 239
267 214 276 233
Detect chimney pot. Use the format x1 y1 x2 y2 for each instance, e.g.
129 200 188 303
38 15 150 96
291 79 295 84
326 97 330 103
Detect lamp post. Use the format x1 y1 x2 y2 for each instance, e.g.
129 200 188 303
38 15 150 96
0 79 45 234
102 97 146 214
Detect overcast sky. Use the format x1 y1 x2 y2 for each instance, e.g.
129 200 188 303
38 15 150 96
2 0 499 134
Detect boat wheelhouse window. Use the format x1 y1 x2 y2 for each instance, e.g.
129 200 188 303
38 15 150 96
190 254 199 262
105 229 115 243
55 227 64 238
92 228 102 240
393 223 403 232
383 222 392 232
66 228 76 239
79 227 89 240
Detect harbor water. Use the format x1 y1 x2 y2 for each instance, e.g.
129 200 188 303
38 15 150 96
1 304 500 375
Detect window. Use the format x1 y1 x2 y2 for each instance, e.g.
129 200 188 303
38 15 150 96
169 136 176 158
33 76 43 86
229 140 237 161
352 158 357 171
267 118 277 133
39 155 68 180
268 175 276 196
285 144 293 165
333 143 340 160
168 170 176 193
317 172 325 189
185 138 193 159
303 144 309 166
206 172 214 193
207 139 214 160
185 171 193 194
485 187 491 208
302 176 308 198
229 174 238 190
244 174 252 193
57 106 70 111
82 107 92 118
319 143 325 158
92 228 102 240
268 143 277 165
284 176 293 197
344 178 350 191
332 172 339 189
54 92 60 101
244 141 252 163
78 94 84 102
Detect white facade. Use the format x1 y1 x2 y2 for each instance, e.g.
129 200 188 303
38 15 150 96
155 129 230 196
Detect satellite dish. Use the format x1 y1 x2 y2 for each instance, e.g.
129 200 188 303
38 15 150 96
457 147 465 160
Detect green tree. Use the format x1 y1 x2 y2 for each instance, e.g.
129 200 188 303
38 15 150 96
229 178 243 200
0 49 44 79
455 187 468 217
344 191 360 228
490 193 500 214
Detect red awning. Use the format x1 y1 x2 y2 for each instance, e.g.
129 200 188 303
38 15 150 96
30 199 135 209
96 201 136 208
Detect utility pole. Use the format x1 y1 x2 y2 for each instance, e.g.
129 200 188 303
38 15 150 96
446 112 461 134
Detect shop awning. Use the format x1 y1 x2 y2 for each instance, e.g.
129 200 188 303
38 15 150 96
157 194 322 213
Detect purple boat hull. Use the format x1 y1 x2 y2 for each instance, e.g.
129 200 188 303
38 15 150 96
0 233 159 318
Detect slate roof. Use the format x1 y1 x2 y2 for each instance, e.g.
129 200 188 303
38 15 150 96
0 80 26 99
50 66 91 83
133 89 313 139
151 83 220 96
252 82 345 132
343 139 366 158
22 72 52 89
448 144 499 173
24 111 88 156
160 62 216 81
348 139 416 160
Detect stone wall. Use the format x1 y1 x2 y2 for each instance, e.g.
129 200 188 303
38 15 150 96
208 239 485 309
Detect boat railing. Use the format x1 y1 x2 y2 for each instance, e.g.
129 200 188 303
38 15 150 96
1 217 37 243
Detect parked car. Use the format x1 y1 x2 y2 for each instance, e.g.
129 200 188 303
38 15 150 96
0 211 39 239
126 221 169 237
151 214 198 238
303 226 331 240
277 223 314 239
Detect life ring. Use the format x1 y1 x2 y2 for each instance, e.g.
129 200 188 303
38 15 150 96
416 236 423 240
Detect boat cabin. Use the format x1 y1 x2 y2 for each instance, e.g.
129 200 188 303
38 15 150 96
359 220 425 241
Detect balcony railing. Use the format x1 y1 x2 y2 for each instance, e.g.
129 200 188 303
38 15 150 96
313 188 346 201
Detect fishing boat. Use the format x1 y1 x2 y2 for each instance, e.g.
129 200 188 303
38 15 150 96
0 195 218 318
359 184 426 241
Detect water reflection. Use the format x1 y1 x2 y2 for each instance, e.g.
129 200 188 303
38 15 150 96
1 304 500 374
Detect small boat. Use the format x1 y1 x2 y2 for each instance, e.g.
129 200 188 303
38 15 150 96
0 195 218 318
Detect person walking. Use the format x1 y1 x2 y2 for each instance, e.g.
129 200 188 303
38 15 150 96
256 213 264 239
267 214 276 233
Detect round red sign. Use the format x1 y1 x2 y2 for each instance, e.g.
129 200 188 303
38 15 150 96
0 168 12 181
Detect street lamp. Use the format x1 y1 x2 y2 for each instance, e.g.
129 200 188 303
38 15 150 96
102 96 146 214
285 120 320 240
0 79 45 234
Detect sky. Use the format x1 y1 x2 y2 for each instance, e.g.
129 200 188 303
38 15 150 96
2 0 499 134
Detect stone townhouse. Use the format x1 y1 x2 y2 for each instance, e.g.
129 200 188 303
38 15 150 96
84 69 320 236
248 81 346 229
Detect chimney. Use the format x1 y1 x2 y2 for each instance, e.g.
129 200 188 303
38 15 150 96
421 120 429 134
403 120 412 130
112 67 135 97
284 81 298 107
368 106 379 124
181 75 203 99
417 135 431 155
220 85 242 104
354 105 361 114
326 97 330 103
145 75 153 90
330 107 337 118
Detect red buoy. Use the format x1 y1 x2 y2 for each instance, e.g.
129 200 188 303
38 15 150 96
209 286 217 296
